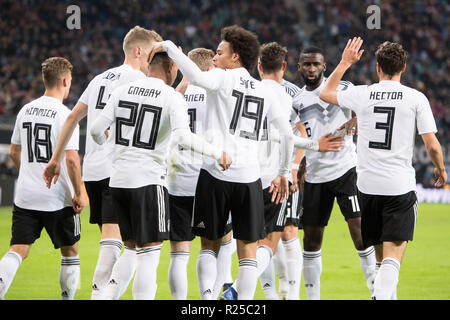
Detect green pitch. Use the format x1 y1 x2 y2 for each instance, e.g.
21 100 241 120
0 203 449 300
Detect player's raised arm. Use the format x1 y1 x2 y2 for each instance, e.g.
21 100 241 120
319 37 364 106
149 40 225 91
43 101 87 188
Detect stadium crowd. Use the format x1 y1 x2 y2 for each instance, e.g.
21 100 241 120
0 0 448 184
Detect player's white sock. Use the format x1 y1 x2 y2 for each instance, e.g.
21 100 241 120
212 239 234 299
60 255 80 300
196 249 217 300
259 259 279 300
373 257 400 300
91 238 122 300
303 250 321 300
132 245 161 300
273 239 288 297
283 238 303 300
357 246 376 295
104 246 136 300
0 251 22 300
256 245 273 277
236 258 258 300
169 251 190 300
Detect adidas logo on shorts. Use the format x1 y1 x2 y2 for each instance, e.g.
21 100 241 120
196 221 205 228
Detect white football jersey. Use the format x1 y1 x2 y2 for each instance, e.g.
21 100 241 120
78 64 146 181
199 67 285 183
337 80 437 195
100 77 190 189
259 79 293 189
11 96 79 211
168 84 207 196
295 78 357 183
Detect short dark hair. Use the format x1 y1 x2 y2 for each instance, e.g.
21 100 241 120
260 42 287 74
301 46 325 57
221 25 260 72
41 57 73 88
149 52 171 72
375 41 407 77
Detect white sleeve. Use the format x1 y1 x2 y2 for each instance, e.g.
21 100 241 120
169 92 191 131
270 116 319 152
336 85 366 114
65 124 80 150
173 128 222 161
90 115 112 145
416 92 437 135
78 81 92 105
10 111 22 145
270 116 294 177
162 40 228 91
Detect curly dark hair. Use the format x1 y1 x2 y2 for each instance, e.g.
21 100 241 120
375 41 407 77
220 25 260 72
260 42 287 74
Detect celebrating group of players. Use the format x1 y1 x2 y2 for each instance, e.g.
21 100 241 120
0 24 446 301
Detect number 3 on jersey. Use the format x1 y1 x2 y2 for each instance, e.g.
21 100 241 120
369 106 395 150
229 90 264 141
115 100 162 150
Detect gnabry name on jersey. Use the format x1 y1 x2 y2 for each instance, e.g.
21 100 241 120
127 86 161 98
369 91 403 100
24 106 57 118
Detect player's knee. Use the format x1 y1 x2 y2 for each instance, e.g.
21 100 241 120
60 244 79 257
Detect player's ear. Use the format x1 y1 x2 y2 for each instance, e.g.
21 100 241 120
282 61 287 71
401 63 406 73
133 46 141 58
323 62 327 72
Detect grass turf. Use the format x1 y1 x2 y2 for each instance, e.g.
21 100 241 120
0 203 448 300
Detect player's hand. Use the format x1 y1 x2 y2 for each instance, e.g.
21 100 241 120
270 175 289 204
338 117 358 136
148 41 165 64
42 159 61 188
318 133 345 152
290 169 298 194
219 152 232 171
341 37 364 66
72 194 85 214
434 168 447 188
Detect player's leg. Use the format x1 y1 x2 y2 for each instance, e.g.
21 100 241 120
131 185 170 300
334 168 377 294
192 169 232 300
104 186 141 300
258 231 282 300
0 205 38 300
85 179 124 300
280 190 303 300
0 244 29 299
228 179 265 300
212 229 234 299
60 242 80 300
372 191 417 300
48 207 81 300
301 181 333 300
168 195 195 300
272 239 288 298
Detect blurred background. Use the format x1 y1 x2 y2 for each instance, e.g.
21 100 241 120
0 0 448 204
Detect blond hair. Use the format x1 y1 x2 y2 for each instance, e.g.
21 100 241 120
188 48 215 71
41 57 73 88
123 26 163 55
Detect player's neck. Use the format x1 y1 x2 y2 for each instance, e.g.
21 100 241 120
148 69 168 85
262 71 283 84
124 57 140 71
378 73 401 82
305 76 324 91
43 88 65 102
